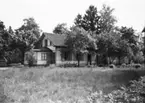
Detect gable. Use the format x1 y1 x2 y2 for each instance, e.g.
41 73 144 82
142 27 145 32
34 33 67 49
43 33 66 46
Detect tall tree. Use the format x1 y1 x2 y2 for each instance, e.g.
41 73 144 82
99 4 117 33
0 21 12 55
74 5 101 35
0 21 6 56
14 17 41 64
0 20 15 64
120 26 136 44
53 23 69 34
117 27 140 64
96 31 120 64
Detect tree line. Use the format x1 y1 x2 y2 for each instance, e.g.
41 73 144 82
53 4 145 66
0 4 144 66
0 18 41 64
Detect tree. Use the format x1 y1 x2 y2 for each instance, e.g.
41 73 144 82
65 26 95 66
0 21 18 64
74 5 101 35
14 17 41 64
74 5 117 65
120 26 136 44
118 26 140 63
53 23 69 34
0 21 6 56
96 31 120 65
99 4 117 33
0 21 13 56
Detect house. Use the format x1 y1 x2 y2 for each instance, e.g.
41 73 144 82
24 33 96 66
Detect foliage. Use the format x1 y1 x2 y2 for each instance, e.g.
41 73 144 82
0 21 14 58
96 31 120 64
109 64 116 68
58 61 78 67
120 27 136 44
15 17 40 48
88 76 145 103
74 5 101 34
133 52 144 64
53 23 69 34
4 48 22 64
74 5 118 65
13 17 41 63
75 4 117 36
65 26 95 66
0 18 41 64
99 4 117 33
25 50 36 66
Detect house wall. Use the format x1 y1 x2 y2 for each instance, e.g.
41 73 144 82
36 52 47 65
55 47 62 65
24 49 96 66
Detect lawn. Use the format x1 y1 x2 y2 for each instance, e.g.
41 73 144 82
0 66 145 103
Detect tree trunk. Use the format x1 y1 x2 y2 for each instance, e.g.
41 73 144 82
76 53 80 67
87 54 92 66
21 50 25 64
77 59 80 67
118 56 121 65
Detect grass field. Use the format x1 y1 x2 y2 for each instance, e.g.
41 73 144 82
0 66 145 103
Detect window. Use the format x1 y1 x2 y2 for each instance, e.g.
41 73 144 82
44 39 52 47
41 52 47 60
64 52 68 60
45 39 47 47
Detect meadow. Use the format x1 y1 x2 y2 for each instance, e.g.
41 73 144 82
0 66 145 103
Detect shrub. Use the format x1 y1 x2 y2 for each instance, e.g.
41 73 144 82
133 52 145 64
109 64 116 68
25 51 36 67
98 64 104 67
134 64 141 69
88 76 145 103
58 62 78 67
121 63 126 68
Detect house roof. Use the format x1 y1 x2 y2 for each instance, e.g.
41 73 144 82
32 47 53 52
142 27 145 32
34 33 66 49
43 32 66 46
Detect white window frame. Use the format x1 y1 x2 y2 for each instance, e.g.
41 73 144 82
41 52 47 60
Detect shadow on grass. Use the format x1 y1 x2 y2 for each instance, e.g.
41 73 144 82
83 69 145 94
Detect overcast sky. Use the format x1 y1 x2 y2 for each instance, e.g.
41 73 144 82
0 0 145 33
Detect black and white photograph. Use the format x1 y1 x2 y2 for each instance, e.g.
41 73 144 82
0 0 145 102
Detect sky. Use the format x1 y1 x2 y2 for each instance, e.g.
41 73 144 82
0 0 145 33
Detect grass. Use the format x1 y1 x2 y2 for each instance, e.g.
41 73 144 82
0 66 145 103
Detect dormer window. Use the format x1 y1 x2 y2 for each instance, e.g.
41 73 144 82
44 39 52 47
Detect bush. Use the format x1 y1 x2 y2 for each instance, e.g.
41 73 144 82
25 51 36 67
121 63 126 68
58 62 78 67
133 52 145 64
109 64 116 68
98 64 104 67
88 76 145 103
134 64 141 69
